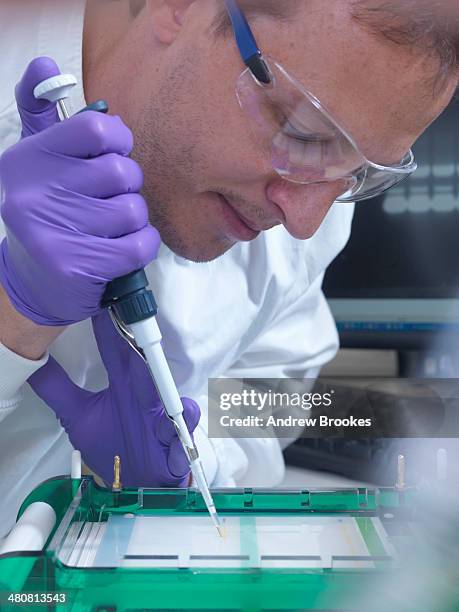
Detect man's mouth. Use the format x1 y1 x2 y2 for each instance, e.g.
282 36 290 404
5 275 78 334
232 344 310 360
216 193 274 242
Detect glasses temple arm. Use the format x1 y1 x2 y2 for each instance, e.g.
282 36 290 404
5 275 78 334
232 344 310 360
223 0 271 84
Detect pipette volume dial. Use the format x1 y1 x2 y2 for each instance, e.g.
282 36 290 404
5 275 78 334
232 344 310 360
33 73 77 120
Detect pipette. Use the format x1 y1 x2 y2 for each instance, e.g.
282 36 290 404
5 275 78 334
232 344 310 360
34 70 224 538
103 273 224 537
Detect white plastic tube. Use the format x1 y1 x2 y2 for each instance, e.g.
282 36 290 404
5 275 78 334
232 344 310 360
0 502 56 555
71 450 82 479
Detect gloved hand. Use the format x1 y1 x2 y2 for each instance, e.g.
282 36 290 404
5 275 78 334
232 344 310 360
28 310 201 487
0 56 159 327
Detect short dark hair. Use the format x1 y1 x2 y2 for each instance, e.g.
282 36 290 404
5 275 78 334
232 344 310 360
214 0 459 82
351 0 459 80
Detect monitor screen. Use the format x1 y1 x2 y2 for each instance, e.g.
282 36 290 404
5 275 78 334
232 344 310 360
324 99 459 349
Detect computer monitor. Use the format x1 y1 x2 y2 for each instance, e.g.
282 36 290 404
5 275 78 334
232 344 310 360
324 99 459 352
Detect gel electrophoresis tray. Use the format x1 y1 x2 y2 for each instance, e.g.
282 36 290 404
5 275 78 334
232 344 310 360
57 513 395 570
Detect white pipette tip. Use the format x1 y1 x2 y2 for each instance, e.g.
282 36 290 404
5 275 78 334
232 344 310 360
190 458 224 538
211 511 225 539
201 492 224 538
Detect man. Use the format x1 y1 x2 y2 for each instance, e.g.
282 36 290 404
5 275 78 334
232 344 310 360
0 0 457 540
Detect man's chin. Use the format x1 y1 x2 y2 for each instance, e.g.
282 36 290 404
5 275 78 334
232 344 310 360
162 234 237 264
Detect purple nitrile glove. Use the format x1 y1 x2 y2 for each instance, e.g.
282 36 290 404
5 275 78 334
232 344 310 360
28 310 201 487
0 57 160 326
15 56 60 138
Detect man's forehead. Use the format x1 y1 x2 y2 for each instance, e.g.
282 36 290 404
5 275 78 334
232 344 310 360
254 1 457 163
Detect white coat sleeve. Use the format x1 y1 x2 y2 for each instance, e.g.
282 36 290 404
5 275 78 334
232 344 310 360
0 342 49 423
204 274 339 488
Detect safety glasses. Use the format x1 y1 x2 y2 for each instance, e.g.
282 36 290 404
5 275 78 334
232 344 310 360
224 0 418 203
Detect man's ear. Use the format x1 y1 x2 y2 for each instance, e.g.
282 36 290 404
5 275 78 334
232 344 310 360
148 0 196 45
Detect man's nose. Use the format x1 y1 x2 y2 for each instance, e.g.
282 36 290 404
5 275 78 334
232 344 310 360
266 178 349 240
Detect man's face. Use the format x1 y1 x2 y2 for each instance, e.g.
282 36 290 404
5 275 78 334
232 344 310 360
113 1 457 262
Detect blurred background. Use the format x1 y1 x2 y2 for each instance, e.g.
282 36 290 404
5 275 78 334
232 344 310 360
282 95 459 491
280 95 459 612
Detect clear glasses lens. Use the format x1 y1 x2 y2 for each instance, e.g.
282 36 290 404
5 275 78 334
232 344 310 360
336 164 411 203
236 59 416 203
237 60 365 182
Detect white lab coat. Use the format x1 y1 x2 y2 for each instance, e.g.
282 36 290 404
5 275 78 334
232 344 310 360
0 0 354 539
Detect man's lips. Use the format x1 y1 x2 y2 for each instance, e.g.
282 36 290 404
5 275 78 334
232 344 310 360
218 194 277 233
216 194 259 241
234 209 273 233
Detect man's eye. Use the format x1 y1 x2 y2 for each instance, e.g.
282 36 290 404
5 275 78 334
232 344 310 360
284 119 333 144
264 100 334 145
